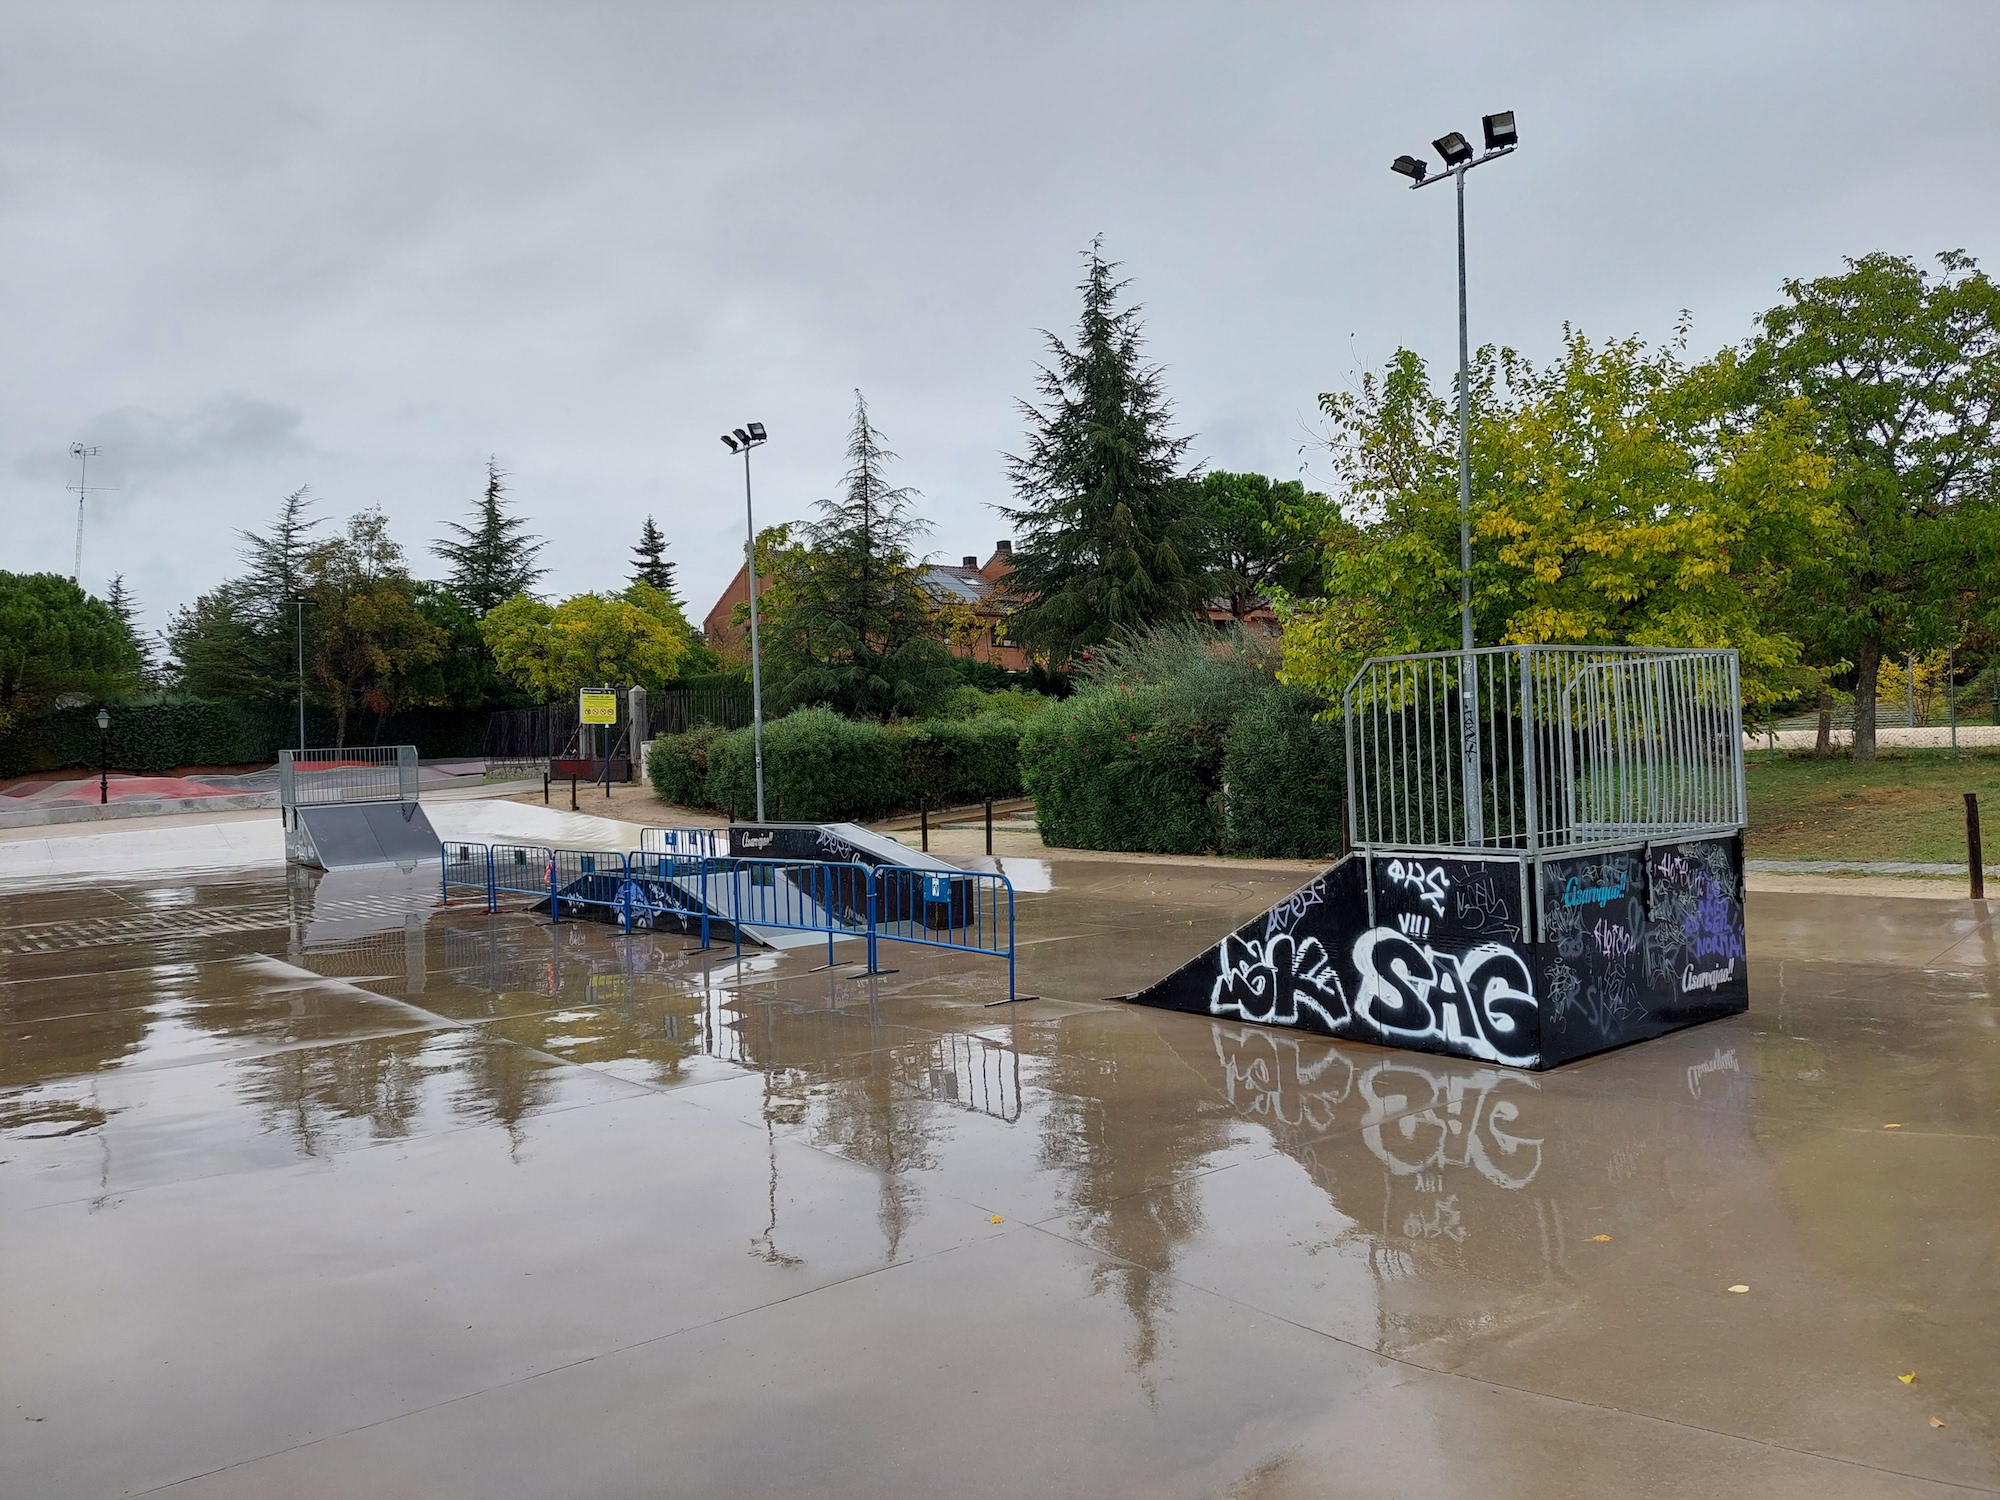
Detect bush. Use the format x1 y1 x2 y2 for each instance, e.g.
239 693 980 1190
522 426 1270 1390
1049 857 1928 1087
924 685 1049 723
1220 686 1345 858
644 707 1029 822
1017 623 1346 858
1020 685 1221 854
646 722 724 806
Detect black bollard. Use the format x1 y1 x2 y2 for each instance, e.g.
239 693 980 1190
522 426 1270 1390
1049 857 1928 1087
1969 793 1986 901
984 798 993 856
921 802 929 853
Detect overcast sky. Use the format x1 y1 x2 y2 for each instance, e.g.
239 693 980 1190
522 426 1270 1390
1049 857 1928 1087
7 1 1998 643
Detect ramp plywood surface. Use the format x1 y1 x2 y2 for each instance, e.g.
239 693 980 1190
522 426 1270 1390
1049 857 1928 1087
298 802 441 870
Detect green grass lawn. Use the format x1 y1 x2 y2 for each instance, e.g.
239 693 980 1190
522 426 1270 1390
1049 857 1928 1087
1745 748 2000 863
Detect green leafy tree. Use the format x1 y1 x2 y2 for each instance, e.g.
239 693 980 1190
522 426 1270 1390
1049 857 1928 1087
630 515 678 603
483 583 700 701
166 487 320 700
1742 251 2000 758
1280 329 1834 711
302 510 447 746
1188 471 1335 619
0 572 142 729
433 458 547 615
1001 239 1203 660
759 390 958 717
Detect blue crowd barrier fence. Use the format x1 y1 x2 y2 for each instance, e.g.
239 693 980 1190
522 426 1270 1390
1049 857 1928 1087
705 855 871 965
440 841 493 907
868 866 1015 999
490 843 555 909
639 826 729 858
624 851 714 943
550 848 631 928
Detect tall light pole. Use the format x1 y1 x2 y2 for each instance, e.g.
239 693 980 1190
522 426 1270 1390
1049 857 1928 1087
287 592 309 749
1391 109 1517 655
67 444 115 584
1392 110 1517 846
721 422 770 822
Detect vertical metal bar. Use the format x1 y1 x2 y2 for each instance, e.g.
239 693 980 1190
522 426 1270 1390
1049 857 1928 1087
1520 647 1539 858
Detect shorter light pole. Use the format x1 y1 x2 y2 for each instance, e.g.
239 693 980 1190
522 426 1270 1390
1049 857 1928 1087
720 422 770 822
287 592 309 749
96 708 111 805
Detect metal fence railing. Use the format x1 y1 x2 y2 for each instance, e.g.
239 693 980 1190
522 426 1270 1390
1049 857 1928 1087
869 867 1015 999
438 844 1018 998
650 685 752 737
441 841 492 906
279 745 419 809
1344 645 1745 858
639 826 730 858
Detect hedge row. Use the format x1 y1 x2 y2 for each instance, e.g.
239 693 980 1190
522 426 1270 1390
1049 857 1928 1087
1019 679 1344 859
647 706 1026 822
0 699 488 779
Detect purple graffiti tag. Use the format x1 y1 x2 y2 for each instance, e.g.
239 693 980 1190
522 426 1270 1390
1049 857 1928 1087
1685 875 1745 963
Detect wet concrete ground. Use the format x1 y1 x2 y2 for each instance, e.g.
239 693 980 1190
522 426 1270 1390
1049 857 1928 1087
2 856 1996 1498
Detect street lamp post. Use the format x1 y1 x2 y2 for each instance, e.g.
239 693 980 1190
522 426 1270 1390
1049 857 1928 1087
287 592 308 750
96 708 111 805
1392 109 1518 846
720 422 770 822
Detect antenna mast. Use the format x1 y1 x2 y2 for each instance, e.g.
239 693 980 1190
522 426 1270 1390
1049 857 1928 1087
66 444 117 585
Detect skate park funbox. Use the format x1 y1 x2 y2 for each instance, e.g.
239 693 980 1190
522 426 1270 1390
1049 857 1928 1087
1130 646 1750 1070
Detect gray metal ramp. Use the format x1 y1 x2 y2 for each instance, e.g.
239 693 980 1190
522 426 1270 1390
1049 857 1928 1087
296 801 441 870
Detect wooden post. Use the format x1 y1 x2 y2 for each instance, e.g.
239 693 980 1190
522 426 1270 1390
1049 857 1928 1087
1968 793 1985 900
984 797 993 856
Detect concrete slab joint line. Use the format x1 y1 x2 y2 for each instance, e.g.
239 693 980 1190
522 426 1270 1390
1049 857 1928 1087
1748 859 1999 876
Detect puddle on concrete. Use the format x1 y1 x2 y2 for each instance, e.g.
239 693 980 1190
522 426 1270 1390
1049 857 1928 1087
2 860 1997 1497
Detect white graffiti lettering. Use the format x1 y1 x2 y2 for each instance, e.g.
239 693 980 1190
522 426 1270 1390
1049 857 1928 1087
1681 960 1736 993
1350 928 1539 1065
1360 1061 1545 1188
1210 931 1349 1030
1591 919 1636 958
1684 1046 1739 1098
1385 859 1451 917
1396 912 1431 939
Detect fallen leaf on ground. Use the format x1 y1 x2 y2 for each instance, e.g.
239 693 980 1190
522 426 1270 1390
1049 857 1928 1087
1592 1234 1612 1243
1898 1372 1916 1384
1930 1416 1944 1429
988 1215 1004 1224
1884 1123 1902 1130
1728 1284 1750 1294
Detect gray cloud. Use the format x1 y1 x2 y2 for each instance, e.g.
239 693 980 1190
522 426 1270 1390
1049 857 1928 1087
1 1 1996 630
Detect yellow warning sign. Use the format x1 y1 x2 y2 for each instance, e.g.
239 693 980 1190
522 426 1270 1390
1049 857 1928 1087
578 688 618 725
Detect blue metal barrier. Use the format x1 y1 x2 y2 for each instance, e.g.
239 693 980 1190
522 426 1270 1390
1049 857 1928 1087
440 841 493 908
551 848 631 928
491 843 554 907
639 826 728 858
869 866 1016 999
706 856 871 965
625 851 713 944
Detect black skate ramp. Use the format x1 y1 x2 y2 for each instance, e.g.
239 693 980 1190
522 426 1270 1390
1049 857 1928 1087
295 801 442 870
1125 836 1748 1070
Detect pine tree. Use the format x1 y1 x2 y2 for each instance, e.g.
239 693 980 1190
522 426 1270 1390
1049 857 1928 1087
1001 239 1203 660
104 573 156 679
762 390 956 717
630 515 678 602
433 458 547 615
166 487 319 699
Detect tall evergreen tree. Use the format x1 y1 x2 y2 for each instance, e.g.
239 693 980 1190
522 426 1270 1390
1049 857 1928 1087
761 390 956 717
1001 239 1203 661
630 515 678 602
166 487 319 699
433 458 547 614
104 573 156 679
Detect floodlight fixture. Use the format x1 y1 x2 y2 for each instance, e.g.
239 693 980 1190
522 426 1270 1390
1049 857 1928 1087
721 433 739 451
732 427 752 445
746 421 767 442
1433 132 1474 168
1391 154 1428 184
1482 110 1517 150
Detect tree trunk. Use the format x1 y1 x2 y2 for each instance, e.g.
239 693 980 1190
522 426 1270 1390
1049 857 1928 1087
1814 686 1832 757
1852 638 1883 761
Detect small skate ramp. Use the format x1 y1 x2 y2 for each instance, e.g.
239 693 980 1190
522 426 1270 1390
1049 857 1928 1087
295 801 441 870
